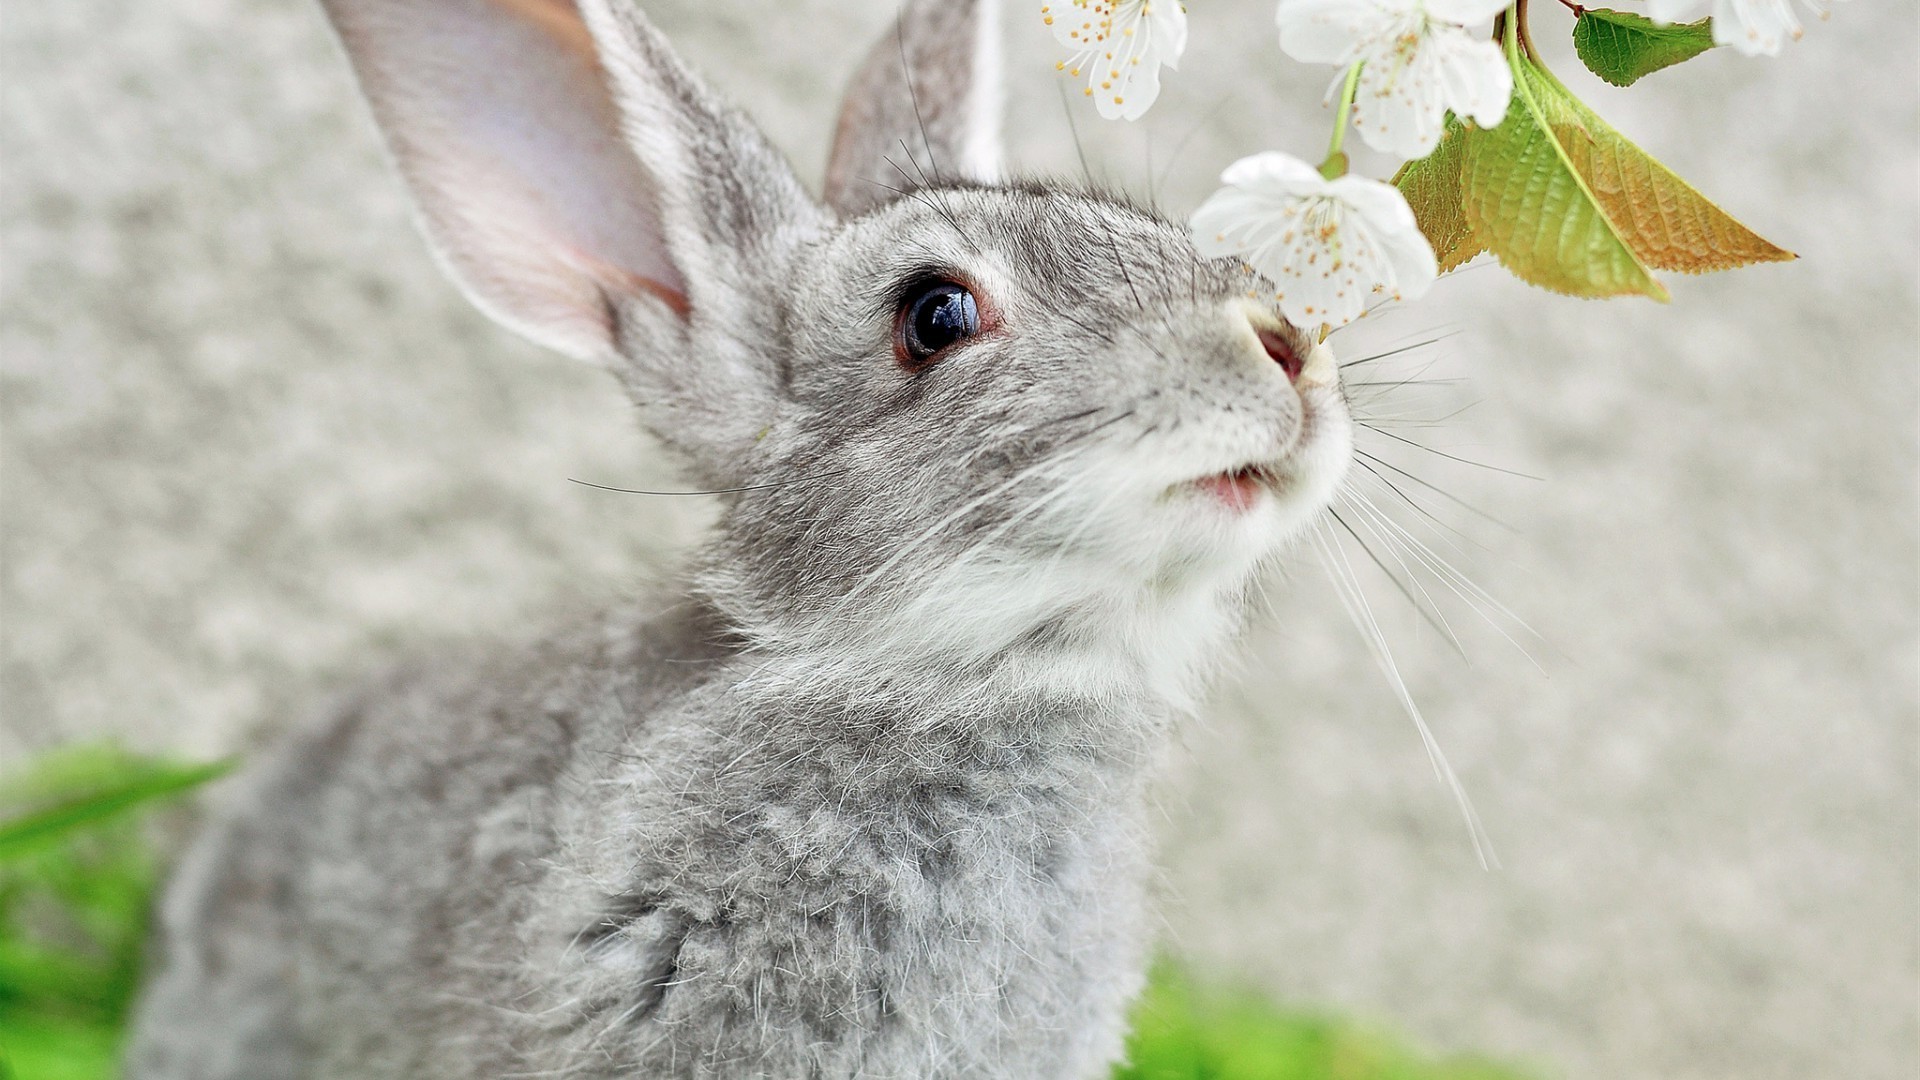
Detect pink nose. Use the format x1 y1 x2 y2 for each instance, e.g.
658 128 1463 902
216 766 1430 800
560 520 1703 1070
1258 326 1304 383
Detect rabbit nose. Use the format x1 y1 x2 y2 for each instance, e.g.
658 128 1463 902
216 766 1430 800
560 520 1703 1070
1256 326 1304 383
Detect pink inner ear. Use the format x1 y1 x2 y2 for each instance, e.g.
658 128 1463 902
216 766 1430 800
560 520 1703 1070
446 3 686 287
566 244 692 318
495 0 598 55
334 0 690 357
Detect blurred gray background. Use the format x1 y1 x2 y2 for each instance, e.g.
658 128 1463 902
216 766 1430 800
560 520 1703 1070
4 0 1915 1076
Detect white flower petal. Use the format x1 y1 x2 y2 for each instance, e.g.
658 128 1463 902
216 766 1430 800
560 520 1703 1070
1329 175 1438 301
1426 31 1513 129
1275 0 1388 65
1219 150 1327 194
1351 51 1451 158
1047 0 1187 120
1281 1 1514 159
1653 0 1839 56
1710 0 1802 56
1152 0 1188 65
1647 0 1713 23
1191 153 1439 330
1423 0 1512 25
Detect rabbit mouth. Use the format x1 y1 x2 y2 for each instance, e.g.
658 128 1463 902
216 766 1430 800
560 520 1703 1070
1191 464 1277 512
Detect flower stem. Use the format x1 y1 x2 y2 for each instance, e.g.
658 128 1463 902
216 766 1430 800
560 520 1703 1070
1320 61 1362 180
1513 0 1540 58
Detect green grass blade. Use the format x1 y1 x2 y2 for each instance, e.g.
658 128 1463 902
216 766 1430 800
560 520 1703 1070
0 758 233 862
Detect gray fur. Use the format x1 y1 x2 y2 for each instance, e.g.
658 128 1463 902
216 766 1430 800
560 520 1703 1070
824 0 1002 215
125 1 1353 1077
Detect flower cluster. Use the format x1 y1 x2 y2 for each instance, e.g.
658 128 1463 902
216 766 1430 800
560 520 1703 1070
1278 0 1511 159
1041 0 1839 333
1043 0 1188 121
1192 153 1436 330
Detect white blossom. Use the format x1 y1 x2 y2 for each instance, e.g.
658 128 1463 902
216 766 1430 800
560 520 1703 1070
1044 0 1188 120
1648 0 1842 57
1191 152 1438 331
1276 0 1512 159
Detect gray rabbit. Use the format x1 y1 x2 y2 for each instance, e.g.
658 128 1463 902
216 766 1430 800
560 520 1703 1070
126 0 1353 1076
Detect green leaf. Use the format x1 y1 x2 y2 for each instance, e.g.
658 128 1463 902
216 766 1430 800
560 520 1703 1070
1461 46 1669 300
1573 9 1716 88
0 753 233 862
1391 115 1484 274
0 745 234 1075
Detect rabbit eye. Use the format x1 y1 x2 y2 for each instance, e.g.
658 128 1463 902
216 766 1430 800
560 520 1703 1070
896 281 981 370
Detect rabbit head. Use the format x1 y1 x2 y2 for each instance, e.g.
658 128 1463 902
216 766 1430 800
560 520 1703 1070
324 0 1352 706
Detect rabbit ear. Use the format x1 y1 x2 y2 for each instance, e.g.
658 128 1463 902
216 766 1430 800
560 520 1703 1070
824 0 1003 217
320 0 823 364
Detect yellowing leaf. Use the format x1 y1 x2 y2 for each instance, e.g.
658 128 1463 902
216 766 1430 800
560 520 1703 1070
1391 21 1794 302
1531 65 1796 274
1462 57 1667 300
1392 116 1484 274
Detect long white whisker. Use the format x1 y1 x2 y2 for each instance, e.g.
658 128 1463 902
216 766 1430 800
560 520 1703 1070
1341 490 1547 671
1335 498 1466 658
1346 460 1483 557
1312 523 1498 869
1341 495 1542 677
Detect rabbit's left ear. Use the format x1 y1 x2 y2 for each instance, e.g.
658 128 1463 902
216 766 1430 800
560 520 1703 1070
320 0 826 364
824 0 1003 217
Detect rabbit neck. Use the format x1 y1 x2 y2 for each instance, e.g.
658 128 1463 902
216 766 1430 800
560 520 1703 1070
537 589 1186 1075
699 537 1260 721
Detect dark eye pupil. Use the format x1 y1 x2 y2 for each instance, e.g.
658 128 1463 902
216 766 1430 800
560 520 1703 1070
904 283 979 364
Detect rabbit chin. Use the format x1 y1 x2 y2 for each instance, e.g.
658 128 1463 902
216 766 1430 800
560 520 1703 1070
847 403 1352 713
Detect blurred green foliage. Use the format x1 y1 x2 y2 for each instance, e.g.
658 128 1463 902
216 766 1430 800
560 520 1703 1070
0 747 231 1080
0 746 1544 1080
1118 965 1542 1080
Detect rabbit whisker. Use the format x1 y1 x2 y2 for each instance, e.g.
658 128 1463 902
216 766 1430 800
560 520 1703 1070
1353 449 1514 532
819 450 1086 622
1348 455 1486 551
1153 89 1239 200
1050 309 1117 348
895 16 942 183
1327 505 1467 659
1310 523 1498 869
1029 460 1141 594
1142 130 1155 209
820 406 1136 623
897 136 932 189
870 165 974 251
566 470 853 497
1094 210 1149 316
1345 377 1464 388
1359 424 1543 481
1339 331 1461 370
1056 82 1097 190
1054 308 1179 374
1337 489 1546 669
1341 355 1450 407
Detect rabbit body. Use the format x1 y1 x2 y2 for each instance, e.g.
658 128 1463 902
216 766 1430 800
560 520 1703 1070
128 0 1353 1076
130 596 1160 1079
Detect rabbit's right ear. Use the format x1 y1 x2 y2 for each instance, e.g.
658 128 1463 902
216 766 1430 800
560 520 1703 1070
320 0 825 371
824 0 1003 218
